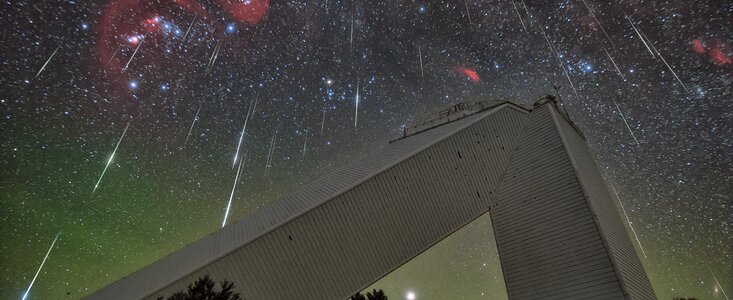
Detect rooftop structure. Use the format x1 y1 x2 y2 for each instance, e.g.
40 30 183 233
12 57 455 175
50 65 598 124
87 98 656 300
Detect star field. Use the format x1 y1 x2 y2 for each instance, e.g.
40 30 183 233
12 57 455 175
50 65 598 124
0 0 731 299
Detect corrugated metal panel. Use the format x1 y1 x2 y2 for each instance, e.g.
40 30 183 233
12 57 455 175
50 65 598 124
139 104 527 300
491 104 626 300
550 107 656 299
86 103 527 300
88 101 654 300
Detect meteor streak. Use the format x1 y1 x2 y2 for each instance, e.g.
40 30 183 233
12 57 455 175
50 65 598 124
612 98 640 147
354 80 360 129
603 47 626 81
250 92 260 118
264 131 278 177
626 16 655 58
21 233 60 300
207 38 223 70
418 46 424 77
579 0 615 49
183 13 197 42
123 36 144 70
184 102 203 146
464 0 472 23
301 132 308 158
93 119 131 194
710 267 729 300
222 154 244 228
36 46 60 78
539 25 581 100
232 101 254 168
320 110 326 136
640 30 690 93
609 184 647 259
349 15 354 51
512 1 527 33
105 45 121 67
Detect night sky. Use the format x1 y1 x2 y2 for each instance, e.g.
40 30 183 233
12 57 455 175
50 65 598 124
1 0 731 299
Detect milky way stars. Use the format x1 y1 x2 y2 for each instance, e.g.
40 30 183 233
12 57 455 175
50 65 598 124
1 1 731 299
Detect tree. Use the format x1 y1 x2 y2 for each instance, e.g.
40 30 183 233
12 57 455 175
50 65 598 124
350 289 387 300
349 293 367 300
157 275 242 300
366 289 388 300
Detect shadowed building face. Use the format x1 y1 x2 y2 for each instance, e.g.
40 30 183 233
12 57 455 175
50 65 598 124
87 99 655 300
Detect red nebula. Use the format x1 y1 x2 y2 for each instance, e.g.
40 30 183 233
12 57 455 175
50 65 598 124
709 44 732 66
453 66 481 83
691 39 706 54
218 0 270 25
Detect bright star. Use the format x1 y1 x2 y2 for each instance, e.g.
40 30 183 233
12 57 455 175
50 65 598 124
406 291 416 300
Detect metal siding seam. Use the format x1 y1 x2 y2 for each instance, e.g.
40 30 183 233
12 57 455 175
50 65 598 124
326 195 354 296
344 189 373 290
398 157 430 258
333 192 362 297
429 141 460 235
431 138 466 229
488 108 531 298
378 169 414 264
548 105 650 299
496 105 616 298
313 204 341 298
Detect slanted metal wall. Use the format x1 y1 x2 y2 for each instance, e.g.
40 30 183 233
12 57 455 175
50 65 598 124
491 105 626 299
87 103 655 300
551 107 656 299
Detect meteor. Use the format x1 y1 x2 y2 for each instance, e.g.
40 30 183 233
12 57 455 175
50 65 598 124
464 0 472 23
612 98 640 147
626 16 655 58
264 131 278 177
21 233 60 300
354 80 360 129
183 13 197 42
222 154 244 228
603 47 626 81
539 25 581 100
105 45 121 67
349 15 354 51
93 119 131 194
207 38 223 70
232 101 254 168
512 1 528 33
579 0 615 49
609 184 647 259
418 46 424 77
641 30 690 93
320 110 326 136
184 102 203 146
123 36 144 70
35 46 60 78
710 267 729 300
302 132 308 158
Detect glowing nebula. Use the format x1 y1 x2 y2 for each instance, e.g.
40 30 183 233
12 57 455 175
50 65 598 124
691 39 706 54
453 66 481 83
218 0 270 25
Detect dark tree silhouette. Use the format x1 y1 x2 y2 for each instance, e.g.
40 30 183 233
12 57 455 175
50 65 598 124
366 289 388 300
156 275 241 300
349 292 367 300
350 289 387 300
